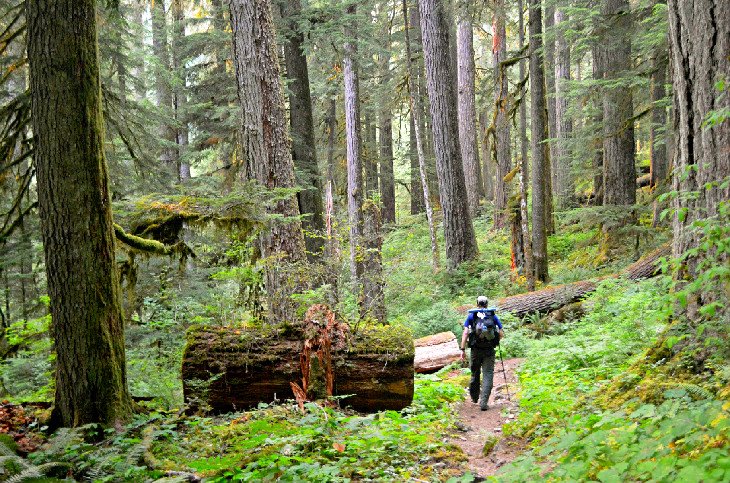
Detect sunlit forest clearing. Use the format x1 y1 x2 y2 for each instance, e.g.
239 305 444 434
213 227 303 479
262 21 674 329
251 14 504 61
0 0 728 481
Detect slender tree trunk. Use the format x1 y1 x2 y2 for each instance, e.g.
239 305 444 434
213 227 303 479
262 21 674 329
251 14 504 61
591 42 605 205
364 112 379 198
650 45 668 227
602 0 636 206
479 111 493 201
343 4 364 291
326 97 337 191
419 0 478 268
518 0 533 290
27 0 132 427
529 0 549 283
229 0 307 323
544 3 557 222
456 3 480 215
151 0 179 182
553 6 573 209
379 17 396 224
492 0 512 229
667 0 729 320
409 114 425 214
279 0 325 257
172 0 191 181
404 0 439 271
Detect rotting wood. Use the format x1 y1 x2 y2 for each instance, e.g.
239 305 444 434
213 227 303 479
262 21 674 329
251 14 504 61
414 331 462 373
182 305 414 413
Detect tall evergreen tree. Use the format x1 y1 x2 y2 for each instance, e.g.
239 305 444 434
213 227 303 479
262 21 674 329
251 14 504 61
419 0 478 268
229 0 307 323
553 3 574 209
529 0 550 282
492 0 512 229
27 0 132 427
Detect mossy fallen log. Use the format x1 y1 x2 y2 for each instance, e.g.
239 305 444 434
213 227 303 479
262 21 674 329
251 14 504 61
182 307 414 413
494 242 670 318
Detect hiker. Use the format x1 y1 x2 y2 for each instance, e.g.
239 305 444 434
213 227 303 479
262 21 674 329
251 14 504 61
460 295 503 411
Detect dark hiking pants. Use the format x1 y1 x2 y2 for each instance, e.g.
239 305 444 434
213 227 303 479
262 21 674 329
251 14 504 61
469 347 495 409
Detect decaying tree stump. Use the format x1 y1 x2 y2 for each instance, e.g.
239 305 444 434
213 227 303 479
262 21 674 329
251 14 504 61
414 332 462 373
494 242 670 318
182 305 414 413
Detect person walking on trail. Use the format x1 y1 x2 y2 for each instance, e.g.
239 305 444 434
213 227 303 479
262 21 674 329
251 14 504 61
460 296 504 411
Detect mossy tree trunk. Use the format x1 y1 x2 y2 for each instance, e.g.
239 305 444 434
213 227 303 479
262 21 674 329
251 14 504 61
229 0 307 324
27 0 132 427
492 0 512 229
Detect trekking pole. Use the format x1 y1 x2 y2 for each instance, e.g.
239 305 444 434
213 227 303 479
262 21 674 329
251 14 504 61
497 342 511 401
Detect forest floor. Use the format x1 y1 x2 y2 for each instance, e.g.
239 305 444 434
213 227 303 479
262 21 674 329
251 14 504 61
448 357 525 480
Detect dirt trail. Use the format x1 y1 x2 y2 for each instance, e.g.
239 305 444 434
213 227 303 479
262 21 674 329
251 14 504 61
448 357 524 480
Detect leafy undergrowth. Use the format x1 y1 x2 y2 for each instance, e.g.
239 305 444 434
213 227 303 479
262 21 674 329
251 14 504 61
27 368 474 482
493 277 730 482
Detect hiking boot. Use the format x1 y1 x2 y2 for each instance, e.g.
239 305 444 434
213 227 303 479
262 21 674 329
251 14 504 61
480 405 489 411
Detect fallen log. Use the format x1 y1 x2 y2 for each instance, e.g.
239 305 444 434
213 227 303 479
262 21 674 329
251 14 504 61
182 306 414 413
494 242 670 319
414 332 462 373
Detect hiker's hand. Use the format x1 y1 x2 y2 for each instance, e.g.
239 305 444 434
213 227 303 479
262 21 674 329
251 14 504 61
460 350 465 361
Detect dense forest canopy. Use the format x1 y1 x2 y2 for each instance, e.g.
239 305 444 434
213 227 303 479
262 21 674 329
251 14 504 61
0 0 727 480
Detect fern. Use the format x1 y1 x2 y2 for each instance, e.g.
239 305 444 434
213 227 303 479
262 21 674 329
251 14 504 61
658 382 714 400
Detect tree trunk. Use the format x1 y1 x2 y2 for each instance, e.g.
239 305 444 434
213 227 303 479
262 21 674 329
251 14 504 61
419 0 478 269
326 97 337 191
27 0 132 427
601 0 636 206
404 0 440 271
364 112 379 198
518 0 533 290
182 308 414 412
456 6 480 216
667 0 729 320
361 201 386 323
650 45 668 227
343 4 364 292
492 0 512 229
591 42 605 205
379 21 396 224
151 0 179 182
529 0 550 283
172 0 191 181
409 114 425 214
279 0 325 257
544 4 557 220
479 111 493 201
414 332 461 373
229 0 307 324
553 6 573 209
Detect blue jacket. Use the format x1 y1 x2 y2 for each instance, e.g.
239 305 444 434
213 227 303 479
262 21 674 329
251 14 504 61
464 308 503 329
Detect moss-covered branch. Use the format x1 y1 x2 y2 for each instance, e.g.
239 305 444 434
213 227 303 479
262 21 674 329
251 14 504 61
113 223 174 255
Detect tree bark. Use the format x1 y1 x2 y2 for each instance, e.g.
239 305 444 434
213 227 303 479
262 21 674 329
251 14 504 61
456 4 480 216
518 0 533 290
151 0 179 182
667 0 729 320
27 0 132 427
172 0 190 181
229 0 307 324
553 6 574 209
591 41 605 205
419 0 478 269
479 111 493 201
529 0 550 283
544 3 557 220
279 0 325 257
361 201 386 323
343 4 364 291
378 12 396 225
409 114 425 214
650 44 668 191
601 0 636 206
364 112 379 198
492 0 512 229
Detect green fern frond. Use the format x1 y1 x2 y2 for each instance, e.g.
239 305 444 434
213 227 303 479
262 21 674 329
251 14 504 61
658 381 714 400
